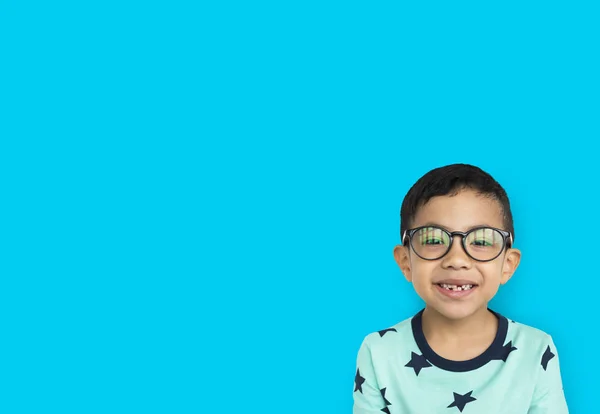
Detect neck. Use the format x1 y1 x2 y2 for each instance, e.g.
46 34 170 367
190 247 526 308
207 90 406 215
421 306 497 343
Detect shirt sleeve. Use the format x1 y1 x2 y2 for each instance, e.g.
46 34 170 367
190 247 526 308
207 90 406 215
527 335 569 414
352 335 387 414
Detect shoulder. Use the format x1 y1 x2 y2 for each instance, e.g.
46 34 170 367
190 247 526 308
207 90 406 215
505 317 558 355
357 315 414 356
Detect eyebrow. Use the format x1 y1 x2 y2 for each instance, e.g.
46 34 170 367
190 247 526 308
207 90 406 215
419 222 495 232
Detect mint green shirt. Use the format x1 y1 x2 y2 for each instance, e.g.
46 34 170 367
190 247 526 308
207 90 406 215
353 309 568 413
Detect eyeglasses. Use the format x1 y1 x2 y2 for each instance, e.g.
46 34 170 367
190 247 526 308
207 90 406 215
402 226 513 262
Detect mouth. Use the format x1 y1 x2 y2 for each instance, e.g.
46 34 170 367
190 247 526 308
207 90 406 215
434 283 478 298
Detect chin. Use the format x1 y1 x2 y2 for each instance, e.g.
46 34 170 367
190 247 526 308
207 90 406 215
428 302 482 321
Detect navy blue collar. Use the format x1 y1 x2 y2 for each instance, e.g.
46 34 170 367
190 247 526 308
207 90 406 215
411 308 508 372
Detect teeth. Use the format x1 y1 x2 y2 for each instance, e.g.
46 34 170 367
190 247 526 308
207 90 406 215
440 283 474 291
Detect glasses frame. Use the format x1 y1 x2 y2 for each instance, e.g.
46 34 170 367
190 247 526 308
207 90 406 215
402 225 514 262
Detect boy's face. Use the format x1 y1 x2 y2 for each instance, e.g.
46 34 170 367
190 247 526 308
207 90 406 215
393 189 521 321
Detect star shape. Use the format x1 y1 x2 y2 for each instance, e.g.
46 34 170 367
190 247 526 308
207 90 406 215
541 345 555 371
378 328 397 338
354 368 366 393
380 387 391 406
381 408 390 414
447 391 477 412
494 340 517 362
404 351 432 376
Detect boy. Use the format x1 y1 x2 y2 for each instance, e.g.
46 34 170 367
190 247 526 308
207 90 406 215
352 164 568 413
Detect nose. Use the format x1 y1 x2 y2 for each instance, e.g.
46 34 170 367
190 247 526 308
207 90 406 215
441 236 471 270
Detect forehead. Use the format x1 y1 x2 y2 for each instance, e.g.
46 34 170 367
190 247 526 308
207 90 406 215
412 189 504 231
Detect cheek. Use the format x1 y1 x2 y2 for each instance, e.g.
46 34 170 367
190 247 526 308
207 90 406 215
410 261 437 285
409 264 438 302
478 263 504 283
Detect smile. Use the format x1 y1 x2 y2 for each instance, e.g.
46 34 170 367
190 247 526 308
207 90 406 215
434 283 478 298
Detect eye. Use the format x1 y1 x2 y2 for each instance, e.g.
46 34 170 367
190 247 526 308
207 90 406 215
416 227 448 246
471 239 493 247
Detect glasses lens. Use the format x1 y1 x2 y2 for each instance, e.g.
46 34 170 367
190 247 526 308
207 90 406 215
412 227 450 259
465 228 505 261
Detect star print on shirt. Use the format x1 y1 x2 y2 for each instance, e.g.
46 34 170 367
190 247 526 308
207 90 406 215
381 407 390 414
354 368 366 393
493 340 517 362
378 328 397 337
541 345 555 371
380 387 391 406
447 391 477 412
405 352 432 376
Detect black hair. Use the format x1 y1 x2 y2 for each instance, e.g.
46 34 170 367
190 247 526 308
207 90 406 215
400 163 514 243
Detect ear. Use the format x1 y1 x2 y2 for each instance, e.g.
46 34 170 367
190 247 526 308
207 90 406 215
500 248 521 285
393 244 413 282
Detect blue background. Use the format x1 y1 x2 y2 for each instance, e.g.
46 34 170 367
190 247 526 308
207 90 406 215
1 1 597 412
